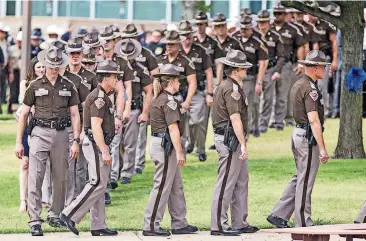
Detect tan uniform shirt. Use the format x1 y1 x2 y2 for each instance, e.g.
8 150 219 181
23 75 80 120
290 75 324 125
83 85 115 134
212 77 248 133
150 90 185 135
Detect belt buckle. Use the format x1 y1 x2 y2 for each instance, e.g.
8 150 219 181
50 121 56 129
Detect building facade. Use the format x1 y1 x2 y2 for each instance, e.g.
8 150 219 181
0 0 276 22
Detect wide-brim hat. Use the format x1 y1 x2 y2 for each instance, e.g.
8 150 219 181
165 30 185 44
177 20 197 35
121 23 142 38
96 60 123 74
114 38 142 60
240 16 254 28
38 46 69 68
273 3 287 13
218 50 253 69
82 47 98 63
212 13 227 26
257 10 271 22
195 11 208 24
100 26 118 41
83 32 106 48
153 64 182 78
65 37 84 53
298 50 331 66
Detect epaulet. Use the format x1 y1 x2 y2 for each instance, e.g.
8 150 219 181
136 62 150 76
98 89 105 98
252 36 268 54
288 22 303 36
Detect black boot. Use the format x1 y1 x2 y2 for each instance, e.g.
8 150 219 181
60 213 79 235
267 214 291 228
172 225 198 234
30 224 43 236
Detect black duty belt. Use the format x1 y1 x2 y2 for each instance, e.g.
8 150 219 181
213 128 225 135
296 123 307 129
151 132 165 138
34 118 71 130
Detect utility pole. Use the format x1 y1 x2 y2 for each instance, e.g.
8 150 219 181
21 0 32 80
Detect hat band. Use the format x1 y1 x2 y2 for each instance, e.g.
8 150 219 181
45 56 63 67
240 23 253 28
257 17 270 21
225 59 251 67
212 21 227 25
120 47 136 57
195 19 208 23
303 60 329 65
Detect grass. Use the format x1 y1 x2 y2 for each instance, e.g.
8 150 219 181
0 119 366 234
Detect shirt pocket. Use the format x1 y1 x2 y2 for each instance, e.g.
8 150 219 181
35 89 49 107
57 90 71 108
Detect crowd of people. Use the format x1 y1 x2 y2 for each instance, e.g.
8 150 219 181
5 3 366 238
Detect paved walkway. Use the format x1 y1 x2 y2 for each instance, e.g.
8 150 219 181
0 232 350 241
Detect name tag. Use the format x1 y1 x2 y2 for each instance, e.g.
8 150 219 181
267 41 276 47
224 47 231 52
132 76 141 83
59 90 71 97
192 57 202 63
176 66 185 72
136 57 146 62
119 71 125 78
82 82 91 90
281 31 292 38
35 88 49 97
245 46 255 54
206 49 214 54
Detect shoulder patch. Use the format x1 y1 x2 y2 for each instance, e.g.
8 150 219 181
94 98 105 109
231 84 241 100
167 100 177 110
309 90 319 101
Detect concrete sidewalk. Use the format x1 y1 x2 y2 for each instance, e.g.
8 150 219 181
0 232 350 241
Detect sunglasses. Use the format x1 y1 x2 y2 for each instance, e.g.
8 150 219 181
273 12 284 16
196 23 206 26
167 43 178 46
82 62 96 66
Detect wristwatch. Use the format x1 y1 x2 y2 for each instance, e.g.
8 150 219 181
256 81 263 86
115 114 122 120
73 138 80 144
207 92 214 97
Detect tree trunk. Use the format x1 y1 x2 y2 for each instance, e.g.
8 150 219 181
333 2 366 158
182 0 198 21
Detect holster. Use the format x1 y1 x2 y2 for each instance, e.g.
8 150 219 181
179 86 188 101
85 129 115 146
27 117 36 136
161 128 173 156
223 123 239 152
131 96 143 110
305 123 324 147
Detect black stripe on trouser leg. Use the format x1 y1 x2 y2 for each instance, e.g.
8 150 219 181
300 143 313 227
67 141 100 219
150 154 169 231
217 151 233 231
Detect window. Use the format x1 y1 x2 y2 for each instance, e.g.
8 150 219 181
134 0 166 21
95 0 128 19
32 0 53 16
172 0 184 22
58 0 90 18
6 0 16 16
210 0 229 19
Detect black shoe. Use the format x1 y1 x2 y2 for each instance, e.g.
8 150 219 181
253 130 260 137
135 168 143 174
142 228 171 236
120 177 131 184
211 228 240 236
269 123 277 129
91 228 118 236
111 180 118 189
47 216 65 228
235 225 260 234
208 144 216 150
30 224 43 236
198 153 207 162
105 193 111 205
60 213 79 235
267 214 291 228
186 145 194 154
172 225 198 234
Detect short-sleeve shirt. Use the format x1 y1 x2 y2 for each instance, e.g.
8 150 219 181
194 35 225 63
150 90 185 135
23 75 80 120
239 35 268 75
130 61 153 98
112 53 135 82
83 85 115 134
212 77 248 133
216 36 244 54
314 19 336 56
157 53 196 89
290 75 324 125
135 47 159 72
297 21 321 48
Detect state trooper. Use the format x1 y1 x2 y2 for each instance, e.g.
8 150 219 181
267 50 329 228
81 47 98 72
100 26 133 204
256 10 286 134
239 16 268 138
143 64 198 236
83 32 106 61
210 50 259 236
211 13 244 85
113 38 153 185
120 23 159 175
60 60 120 237
15 47 80 236
156 30 197 151
65 37 98 206
110 24 122 43
177 20 214 161
270 3 307 130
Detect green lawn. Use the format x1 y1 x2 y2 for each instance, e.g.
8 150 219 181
0 119 366 234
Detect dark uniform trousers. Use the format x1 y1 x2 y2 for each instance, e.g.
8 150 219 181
28 126 69 226
188 90 208 154
260 66 276 130
144 136 188 231
62 137 110 230
243 75 258 132
121 109 141 179
271 127 320 227
211 134 249 231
